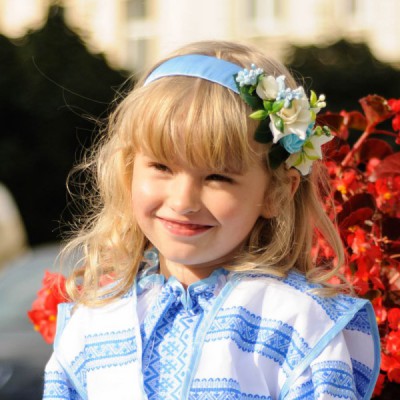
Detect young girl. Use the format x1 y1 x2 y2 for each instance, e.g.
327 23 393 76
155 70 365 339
43 40 380 400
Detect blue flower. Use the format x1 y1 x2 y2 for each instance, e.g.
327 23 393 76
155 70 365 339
280 134 305 154
275 76 304 108
236 64 264 87
280 123 315 153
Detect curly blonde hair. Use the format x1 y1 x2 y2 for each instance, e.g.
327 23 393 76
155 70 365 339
63 40 348 306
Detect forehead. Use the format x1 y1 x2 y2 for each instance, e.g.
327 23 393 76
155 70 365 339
129 76 264 173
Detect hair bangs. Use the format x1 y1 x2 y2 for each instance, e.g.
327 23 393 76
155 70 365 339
130 76 259 173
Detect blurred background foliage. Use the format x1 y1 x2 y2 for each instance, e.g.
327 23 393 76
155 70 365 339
1 5 400 246
286 40 400 112
0 6 127 245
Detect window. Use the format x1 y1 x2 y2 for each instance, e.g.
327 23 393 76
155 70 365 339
126 38 148 71
127 0 147 19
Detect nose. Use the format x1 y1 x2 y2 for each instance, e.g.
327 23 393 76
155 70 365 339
167 174 201 215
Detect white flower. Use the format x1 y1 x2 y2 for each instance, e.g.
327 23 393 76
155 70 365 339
285 131 334 175
256 75 279 100
269 87 312 143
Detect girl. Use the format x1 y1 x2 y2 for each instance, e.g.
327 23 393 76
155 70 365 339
43 41 380 400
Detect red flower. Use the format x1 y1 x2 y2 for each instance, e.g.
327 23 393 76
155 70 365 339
372 373 386 397
386 330 400 358
27 271 69 344
335 169 358 195
381 352 400 383
388 99 400 113
388 308 400 331
372 297 387 326
388 98 400 144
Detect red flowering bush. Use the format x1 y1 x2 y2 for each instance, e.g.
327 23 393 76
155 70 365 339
316 95 400 398
27 271 69 344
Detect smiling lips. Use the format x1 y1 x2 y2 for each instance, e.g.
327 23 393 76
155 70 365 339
158 217 213 236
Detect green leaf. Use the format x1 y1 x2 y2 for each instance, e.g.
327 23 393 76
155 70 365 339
271 100 284 113
241 91 263 110
263 100 273 112
306 154 320 161
250 110 268 120
304 141 314 150
254 119 273 144
268 144 290 169
274 117 284 132
291 154 304 167
313 126 323 136
310 90 317 106
322 126 331 135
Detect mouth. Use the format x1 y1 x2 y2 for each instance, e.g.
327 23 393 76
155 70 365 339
157 217 213 236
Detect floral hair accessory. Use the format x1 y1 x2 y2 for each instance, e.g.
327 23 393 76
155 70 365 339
144 54 333 176
235 64 333 175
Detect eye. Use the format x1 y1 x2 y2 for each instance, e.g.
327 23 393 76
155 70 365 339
149 162 171 173
206 174 234 183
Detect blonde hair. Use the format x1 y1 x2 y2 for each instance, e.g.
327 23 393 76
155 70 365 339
64 40 348 306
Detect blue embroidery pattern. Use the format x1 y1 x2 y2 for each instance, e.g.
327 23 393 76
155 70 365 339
189 378 272 399
142 303 200 399
43 371 81 399
351 358 373 399
312 360 357 399
70 328 137 388
283 273 356 316
345 308 371 335
251 272 371 335
205 306 310 375
285 379 314 400
286 361 358 399
140 276 218 400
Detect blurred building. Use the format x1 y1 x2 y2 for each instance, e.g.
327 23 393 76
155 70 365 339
0 0 399 71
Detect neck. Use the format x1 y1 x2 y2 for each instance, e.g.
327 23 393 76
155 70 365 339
159 257 226 288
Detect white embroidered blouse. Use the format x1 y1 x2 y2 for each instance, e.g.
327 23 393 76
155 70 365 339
43 253 380 400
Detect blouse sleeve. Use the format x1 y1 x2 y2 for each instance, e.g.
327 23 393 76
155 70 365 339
283 302 380 400
43 353 83 400
43 302 83 400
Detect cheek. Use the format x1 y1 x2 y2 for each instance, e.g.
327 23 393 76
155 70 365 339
131 177 158 217
208 192 263 227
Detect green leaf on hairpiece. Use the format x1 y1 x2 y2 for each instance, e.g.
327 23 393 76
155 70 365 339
241 92 263 110
250 110 268 120
304 141 315 150
306 154 321 161
310 90 317 106
268 143 290 169
322 126 331 135
271 100 284 114
263 100 273 112
254 118 272 144
274 116 284 132
291 153 304 167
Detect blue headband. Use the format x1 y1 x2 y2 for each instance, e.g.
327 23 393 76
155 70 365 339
144 54 241 94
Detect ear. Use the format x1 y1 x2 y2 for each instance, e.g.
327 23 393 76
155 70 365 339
259 168 301 219
287 168 301 199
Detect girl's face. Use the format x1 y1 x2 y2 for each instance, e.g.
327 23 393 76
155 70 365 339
131 151 271 279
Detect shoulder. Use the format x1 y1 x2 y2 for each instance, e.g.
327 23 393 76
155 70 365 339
227 270 372 333
55 286 137 345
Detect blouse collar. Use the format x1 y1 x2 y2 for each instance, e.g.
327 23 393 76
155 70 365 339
136 248 228 312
